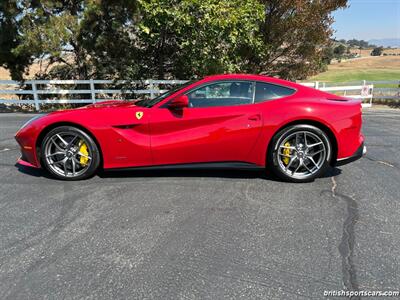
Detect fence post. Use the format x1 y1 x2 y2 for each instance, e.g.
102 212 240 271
149 79 155 99
315 81 319 89
31 81 40 111
370 84 374 107
90 79 96 103
362 80 369 106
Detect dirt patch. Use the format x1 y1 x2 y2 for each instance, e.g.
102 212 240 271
349 48 400 57
329 56 400 70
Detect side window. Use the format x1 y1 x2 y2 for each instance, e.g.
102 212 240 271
255 82 295 103
187 81 254 108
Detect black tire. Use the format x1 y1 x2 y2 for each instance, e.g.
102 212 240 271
40 126 100 180
267 124 332 183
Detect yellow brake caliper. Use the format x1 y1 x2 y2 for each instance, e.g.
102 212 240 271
282 142 291 165
78 140 89 166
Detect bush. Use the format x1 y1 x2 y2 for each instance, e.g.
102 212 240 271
371 47 383 56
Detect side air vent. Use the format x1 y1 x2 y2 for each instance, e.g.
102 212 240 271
326 98 349 102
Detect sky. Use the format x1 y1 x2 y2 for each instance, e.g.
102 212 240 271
332 0 400 41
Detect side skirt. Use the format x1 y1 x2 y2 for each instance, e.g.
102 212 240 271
105 161 264 172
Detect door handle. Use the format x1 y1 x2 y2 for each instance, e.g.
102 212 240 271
248 114 261 121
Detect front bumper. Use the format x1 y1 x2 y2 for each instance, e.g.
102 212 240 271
16 157 39 168
15 132 41 168
336 142 366 166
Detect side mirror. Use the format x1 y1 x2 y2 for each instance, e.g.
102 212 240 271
168 95 189 110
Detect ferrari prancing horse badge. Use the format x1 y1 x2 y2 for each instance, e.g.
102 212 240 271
136 111 143 120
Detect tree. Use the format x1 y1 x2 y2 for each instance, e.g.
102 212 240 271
252 0 348 79
79 0 138 79
1 0 138 80
334 44 346 57
135 0 348 80
0 0 348 81
135 0 264 79
0 1 32 80
321 46 334 65
371 47 383 56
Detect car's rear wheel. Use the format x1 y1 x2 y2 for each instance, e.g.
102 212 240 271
268 124 332 183
41 126 100 180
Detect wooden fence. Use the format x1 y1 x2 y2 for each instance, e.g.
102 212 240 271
0 79 187 111
0 79 398 111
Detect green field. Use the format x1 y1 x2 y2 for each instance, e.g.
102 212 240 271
310 69 400 83
309 56 400 87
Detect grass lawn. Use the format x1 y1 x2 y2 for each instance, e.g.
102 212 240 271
309 56 400 87
310 69 400 83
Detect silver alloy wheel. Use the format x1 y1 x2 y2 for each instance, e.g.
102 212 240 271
44 132 92 178
277 131 329 180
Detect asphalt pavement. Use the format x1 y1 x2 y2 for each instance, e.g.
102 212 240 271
0 108 399 299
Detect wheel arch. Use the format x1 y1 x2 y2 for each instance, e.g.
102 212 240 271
266 119 338 166
36 121 104 168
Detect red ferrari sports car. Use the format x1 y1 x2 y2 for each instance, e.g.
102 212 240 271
15 74 365 182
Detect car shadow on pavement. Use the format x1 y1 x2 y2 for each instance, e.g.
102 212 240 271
322 166 342 178
15 163 342 182
99 168 268 180
15 162 269 180
15 163 55 179
98 167 342 181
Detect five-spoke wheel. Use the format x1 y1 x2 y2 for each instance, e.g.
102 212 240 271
41 126 100 180
269 124 332 182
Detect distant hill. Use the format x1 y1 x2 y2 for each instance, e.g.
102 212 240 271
369 39 400 48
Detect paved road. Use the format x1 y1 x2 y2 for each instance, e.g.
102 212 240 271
0 109 399 299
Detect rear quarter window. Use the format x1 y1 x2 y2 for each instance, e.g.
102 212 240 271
255 82 296 103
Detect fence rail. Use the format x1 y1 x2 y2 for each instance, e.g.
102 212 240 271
299 80 400 108
0 79 188 110
0 79 398 111
298 81 377 107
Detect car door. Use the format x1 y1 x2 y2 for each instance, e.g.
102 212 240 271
149 80 263 166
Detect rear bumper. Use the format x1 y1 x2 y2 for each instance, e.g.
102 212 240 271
336 142 366 166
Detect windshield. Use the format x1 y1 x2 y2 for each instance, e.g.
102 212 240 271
135 81 194 108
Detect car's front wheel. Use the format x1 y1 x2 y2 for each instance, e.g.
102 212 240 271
268 124 332 183
40 126 100 180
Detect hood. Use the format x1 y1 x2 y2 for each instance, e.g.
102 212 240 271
83 100 138 109
45 100 141 118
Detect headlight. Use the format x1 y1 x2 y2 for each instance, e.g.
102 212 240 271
18 114 47 131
